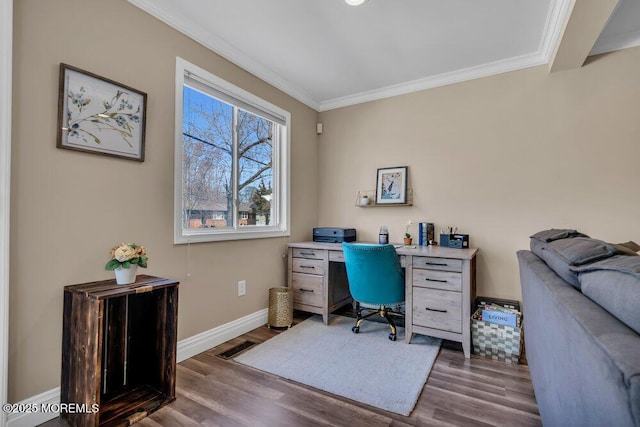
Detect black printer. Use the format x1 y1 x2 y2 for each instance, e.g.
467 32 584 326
313 227 357 243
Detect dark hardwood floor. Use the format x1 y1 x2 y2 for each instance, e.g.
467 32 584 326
42 311 540 426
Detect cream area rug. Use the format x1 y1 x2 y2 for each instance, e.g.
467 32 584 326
235 315 441 416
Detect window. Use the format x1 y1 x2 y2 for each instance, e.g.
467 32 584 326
174 58 290 243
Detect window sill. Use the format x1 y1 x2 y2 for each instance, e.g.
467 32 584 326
175 228 290 244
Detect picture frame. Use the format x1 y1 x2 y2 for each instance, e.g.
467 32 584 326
375 166 408 204
57 63 147 161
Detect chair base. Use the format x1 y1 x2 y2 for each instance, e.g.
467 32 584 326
352 302 405 341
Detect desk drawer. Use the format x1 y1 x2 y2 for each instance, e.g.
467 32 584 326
292 248 325 260
413 256 462 272
412 288 461 333
413 269 462 292
292 258 325 275
291 273 323 307
328 249 403 265
329 250 344 263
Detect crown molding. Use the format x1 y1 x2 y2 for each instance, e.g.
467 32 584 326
318 52 548 111
539 0 575 62
129 0 573 112
127 0 320 111
318 0 572 111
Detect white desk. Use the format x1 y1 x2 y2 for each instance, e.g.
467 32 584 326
287 242 478 358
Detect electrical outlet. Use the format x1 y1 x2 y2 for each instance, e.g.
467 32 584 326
238 280 246 296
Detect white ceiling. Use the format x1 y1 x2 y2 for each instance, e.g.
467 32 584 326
129 0 640 111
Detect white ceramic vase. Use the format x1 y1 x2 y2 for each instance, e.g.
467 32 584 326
114 264 138 285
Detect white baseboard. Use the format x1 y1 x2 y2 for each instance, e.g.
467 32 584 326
7 308 269 427
5 388 59 427
176 308 268 362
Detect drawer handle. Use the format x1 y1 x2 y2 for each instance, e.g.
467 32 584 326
424 262 447 266
300 265 316 269
299 288 314 293
300 251 316 256
425 278 447 283
425 307 447 313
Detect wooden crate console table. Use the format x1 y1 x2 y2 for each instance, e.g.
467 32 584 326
287 242 477 357
61 275 179 427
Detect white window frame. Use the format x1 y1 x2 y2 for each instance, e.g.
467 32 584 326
174 57 290 243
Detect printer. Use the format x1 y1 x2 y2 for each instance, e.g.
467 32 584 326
313 227 357 243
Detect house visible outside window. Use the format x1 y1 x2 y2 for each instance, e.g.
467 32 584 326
174 58 290 243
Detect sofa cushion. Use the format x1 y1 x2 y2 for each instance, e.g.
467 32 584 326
530 228 588 243
574 256 640 335
547 237 618 266
530 230 639 291
530 236 618 290
610 241 640 256
530 238 581 288
572 254 640 278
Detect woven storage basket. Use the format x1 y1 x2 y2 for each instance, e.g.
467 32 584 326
471 308 523 364
268 287 293 328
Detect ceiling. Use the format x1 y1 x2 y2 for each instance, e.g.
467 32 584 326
129 0 640 112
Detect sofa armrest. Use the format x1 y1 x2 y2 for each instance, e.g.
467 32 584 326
517 250 640 427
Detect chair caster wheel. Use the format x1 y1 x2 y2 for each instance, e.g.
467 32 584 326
389 333 397 341
352 326 360 334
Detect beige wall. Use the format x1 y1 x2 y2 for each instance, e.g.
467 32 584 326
318 47 640 302
10 0 318 401
11 0 640 405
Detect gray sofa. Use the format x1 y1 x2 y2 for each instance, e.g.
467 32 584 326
517 229 640 426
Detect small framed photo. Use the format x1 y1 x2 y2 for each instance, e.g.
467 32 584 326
376 166 408 204
57 63 147 161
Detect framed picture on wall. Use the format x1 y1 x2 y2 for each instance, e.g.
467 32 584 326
376 166 408 204
56 63 147 161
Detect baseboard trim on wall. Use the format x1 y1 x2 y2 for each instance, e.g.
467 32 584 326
5 388 59 427
6 308 269 427
176 308 268 362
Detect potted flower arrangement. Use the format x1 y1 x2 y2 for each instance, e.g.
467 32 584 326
105 242 148 285
404 220 413 245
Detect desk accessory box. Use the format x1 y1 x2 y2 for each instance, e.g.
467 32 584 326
439 233 470 249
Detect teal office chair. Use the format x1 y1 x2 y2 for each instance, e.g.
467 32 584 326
342 243 405 341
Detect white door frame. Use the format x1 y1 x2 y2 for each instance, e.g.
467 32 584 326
0 0 13 426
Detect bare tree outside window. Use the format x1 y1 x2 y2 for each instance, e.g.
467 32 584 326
175 58 289 243
182 87 273 229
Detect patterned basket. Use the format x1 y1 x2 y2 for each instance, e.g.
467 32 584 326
471 308 523 364
268 287 293 328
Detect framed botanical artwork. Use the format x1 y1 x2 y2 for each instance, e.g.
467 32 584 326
57 63 147 161
376 166 408 204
